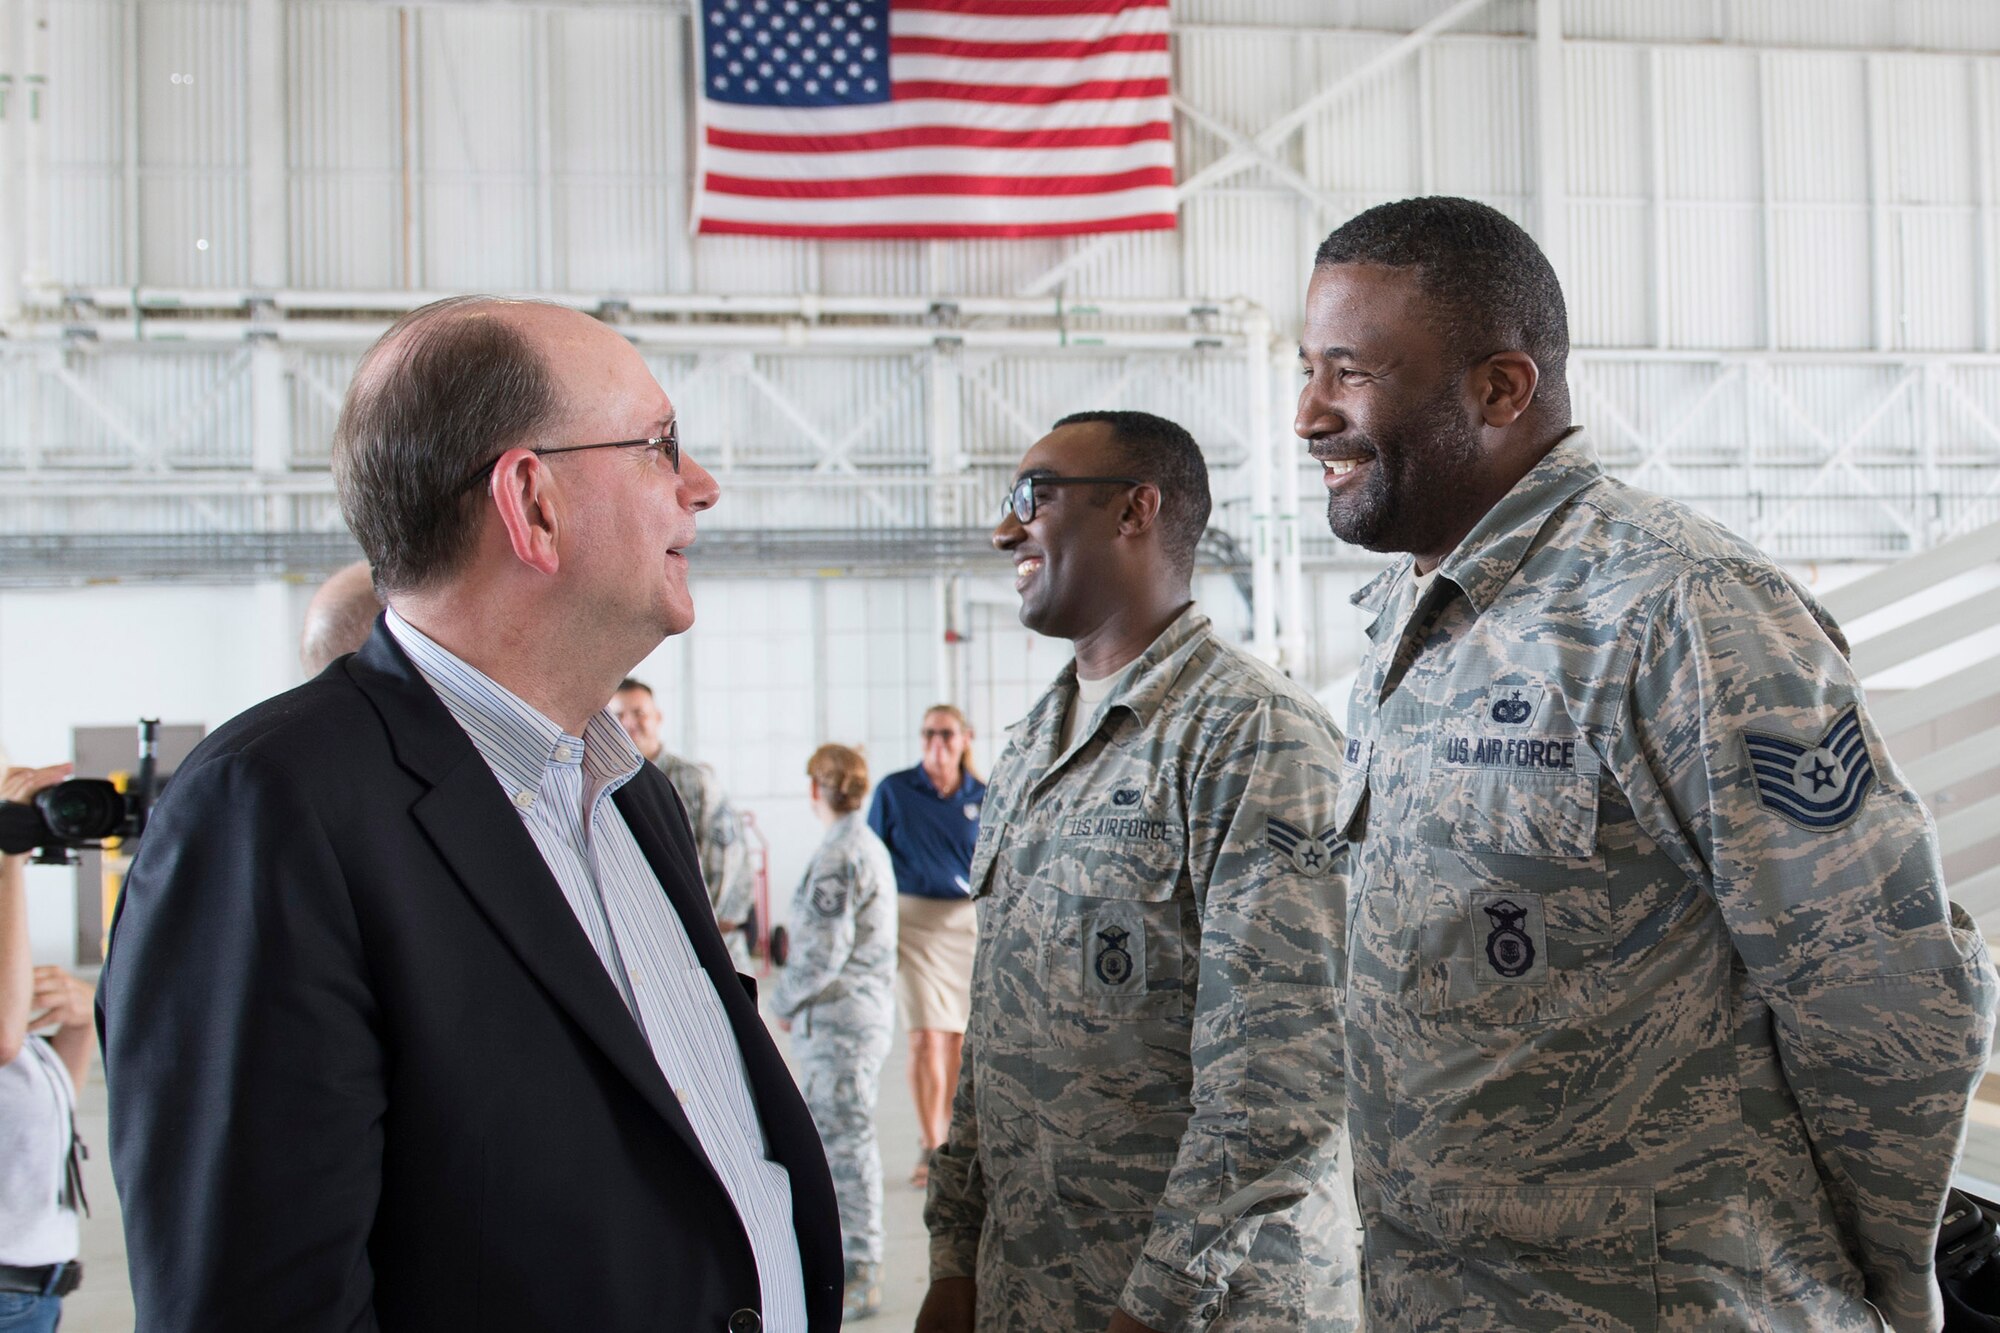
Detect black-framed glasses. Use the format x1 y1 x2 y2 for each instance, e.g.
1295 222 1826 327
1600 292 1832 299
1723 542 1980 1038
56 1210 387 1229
1000 474 1144 525
457 421 680 495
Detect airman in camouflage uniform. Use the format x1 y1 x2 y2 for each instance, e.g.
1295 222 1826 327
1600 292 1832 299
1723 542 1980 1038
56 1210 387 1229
921 410 1359 1333
770 806 898 1302
1301 198 1997 1333
652 749 757 965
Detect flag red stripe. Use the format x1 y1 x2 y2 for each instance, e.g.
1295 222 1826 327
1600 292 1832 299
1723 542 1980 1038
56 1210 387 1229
890 77 1168 103
704 167 1173 198
890 33 1168 60
705 122 1170 153
891 0 1166 14
698 214 1178 239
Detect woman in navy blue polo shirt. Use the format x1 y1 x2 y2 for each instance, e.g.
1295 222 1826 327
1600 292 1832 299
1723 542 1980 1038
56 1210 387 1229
865 705 983 1187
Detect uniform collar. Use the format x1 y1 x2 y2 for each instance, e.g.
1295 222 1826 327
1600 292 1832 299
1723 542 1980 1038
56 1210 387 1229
1018 605 1212 774
1344 428 1600 620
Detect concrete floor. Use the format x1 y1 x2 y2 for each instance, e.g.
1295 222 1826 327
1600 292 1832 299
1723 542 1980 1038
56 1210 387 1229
60 1005 936 1332
55 1010 2000 1332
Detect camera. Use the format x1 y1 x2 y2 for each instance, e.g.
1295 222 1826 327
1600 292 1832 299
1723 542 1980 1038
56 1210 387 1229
0 719 165 864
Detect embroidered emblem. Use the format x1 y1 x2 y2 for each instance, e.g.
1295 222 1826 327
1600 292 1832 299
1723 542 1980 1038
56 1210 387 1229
1490 690 1534 724
1093 927 1135 985
1482 898 1536 978
1267 817 1343 876
809 878 846 917
963 802 981 820
1111 788 1142 807
1743 706 1876 831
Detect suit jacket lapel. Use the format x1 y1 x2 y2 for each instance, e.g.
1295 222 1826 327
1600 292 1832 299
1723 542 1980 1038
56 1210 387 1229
348 622 721 1172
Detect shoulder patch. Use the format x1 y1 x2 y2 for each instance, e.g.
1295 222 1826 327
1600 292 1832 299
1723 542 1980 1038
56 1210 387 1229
1267 816 1343 876
809 877 847 917
1743 706 1876 831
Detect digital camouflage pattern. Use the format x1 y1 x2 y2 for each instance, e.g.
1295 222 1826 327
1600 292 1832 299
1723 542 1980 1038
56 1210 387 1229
1338 431 1997 1333
925 609 1360 1333
653 750 756 965
771 811 898 1265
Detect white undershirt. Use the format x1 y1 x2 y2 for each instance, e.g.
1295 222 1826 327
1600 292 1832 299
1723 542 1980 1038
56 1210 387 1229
1059 670 1119 756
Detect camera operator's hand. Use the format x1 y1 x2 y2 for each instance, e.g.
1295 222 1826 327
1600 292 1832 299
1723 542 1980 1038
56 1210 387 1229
0 764 74 853
30 966 92 1032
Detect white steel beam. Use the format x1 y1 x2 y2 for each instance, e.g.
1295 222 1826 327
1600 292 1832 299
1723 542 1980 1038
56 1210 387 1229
1904 723 2000 797
19 0 44 289
1245 304 1276 663
1018 0 1494 298
246 0 288 290
1821 519 2000 622
0 0 19 323
1847 585 2000 679
1532 0 1567 280
1940 791 2000 859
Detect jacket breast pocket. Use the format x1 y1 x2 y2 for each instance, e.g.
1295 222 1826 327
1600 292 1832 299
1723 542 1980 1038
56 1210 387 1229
1421 763 1609 1025
1433 1184 1659 1333
1040 882 1193 1023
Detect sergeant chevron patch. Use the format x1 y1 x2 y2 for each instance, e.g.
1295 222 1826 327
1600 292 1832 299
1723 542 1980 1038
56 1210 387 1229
1743 706 1876 831
1267 816 1342 876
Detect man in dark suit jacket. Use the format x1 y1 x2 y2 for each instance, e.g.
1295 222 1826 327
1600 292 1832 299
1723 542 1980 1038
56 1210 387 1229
98 296 841 1332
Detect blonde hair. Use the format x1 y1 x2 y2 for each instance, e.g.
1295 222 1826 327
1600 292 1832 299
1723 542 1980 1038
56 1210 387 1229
923 703 980 782
807 743 870 814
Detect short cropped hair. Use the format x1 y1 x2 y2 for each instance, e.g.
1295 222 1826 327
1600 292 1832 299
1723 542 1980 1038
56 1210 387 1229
1314 196 1570 413
807 744 870 815
1052 409 1211 577
616 678 652 697
332 297 567 595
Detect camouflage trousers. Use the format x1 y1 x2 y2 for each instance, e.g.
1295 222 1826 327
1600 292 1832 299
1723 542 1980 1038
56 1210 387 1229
795 1007 893 1265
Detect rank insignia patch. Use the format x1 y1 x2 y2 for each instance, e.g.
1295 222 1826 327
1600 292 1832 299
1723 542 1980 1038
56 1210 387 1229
1093 927 1135 985
809 878 847 917
1267 816 1343 876
1743 706 1875 831
1112 788 1142 807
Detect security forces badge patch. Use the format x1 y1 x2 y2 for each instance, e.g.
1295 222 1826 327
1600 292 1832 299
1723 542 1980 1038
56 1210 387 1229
1743 705 1876 831
1094 927 1136 985
1267 816 1342 877
1472 890 1547 985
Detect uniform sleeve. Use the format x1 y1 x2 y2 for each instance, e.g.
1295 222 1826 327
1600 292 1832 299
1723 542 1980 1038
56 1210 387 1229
705 790 756 926
1119 698 1352 1333
924 969 987 1281
99 749 386 1333
1615 558 1997 1333
926 797 1005 1283
769 851 861 1019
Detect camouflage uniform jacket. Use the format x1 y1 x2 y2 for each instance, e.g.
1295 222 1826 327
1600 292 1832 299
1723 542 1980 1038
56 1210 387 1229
769 811 898 1030
1339 432 1997 1333
926 609 1360 1333
653 750 755 927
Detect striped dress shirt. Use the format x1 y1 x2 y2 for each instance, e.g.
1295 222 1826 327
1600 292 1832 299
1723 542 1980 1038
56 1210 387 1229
386 610 807 1332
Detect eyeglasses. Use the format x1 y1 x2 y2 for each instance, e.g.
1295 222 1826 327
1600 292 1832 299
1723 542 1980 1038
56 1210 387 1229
999 473 1144 525
457 420 680 495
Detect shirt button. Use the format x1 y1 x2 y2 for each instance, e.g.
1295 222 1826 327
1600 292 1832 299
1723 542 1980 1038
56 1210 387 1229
727 1311 761 1333
513 791 535 810
555 745 573 762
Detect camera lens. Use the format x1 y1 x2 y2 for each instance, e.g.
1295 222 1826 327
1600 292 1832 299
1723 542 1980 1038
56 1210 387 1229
37 780 128 841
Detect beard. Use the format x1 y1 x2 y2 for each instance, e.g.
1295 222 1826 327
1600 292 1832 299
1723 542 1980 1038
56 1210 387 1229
1326 381 1485 556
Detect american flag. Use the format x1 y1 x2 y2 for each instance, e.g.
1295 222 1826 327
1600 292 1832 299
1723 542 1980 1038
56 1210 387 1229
694 0 1175 239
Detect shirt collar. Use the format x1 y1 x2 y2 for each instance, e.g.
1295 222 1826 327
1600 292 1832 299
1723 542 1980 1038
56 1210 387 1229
383 607 643 803
1347 429 1600 618
1020 603 1212 759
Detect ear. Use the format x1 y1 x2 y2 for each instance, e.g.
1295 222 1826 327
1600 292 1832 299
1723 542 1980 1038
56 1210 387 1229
1116 482 1163 539
490 448 562 576
1472 351 1539 428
